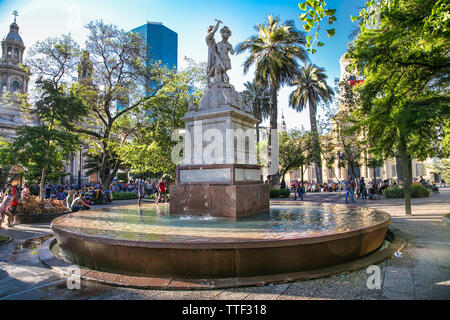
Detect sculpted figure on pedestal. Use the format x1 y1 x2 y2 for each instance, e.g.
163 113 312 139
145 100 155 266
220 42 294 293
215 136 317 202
198 20 248 112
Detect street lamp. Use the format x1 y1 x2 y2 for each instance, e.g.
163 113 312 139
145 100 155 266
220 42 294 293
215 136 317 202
78 146 82 187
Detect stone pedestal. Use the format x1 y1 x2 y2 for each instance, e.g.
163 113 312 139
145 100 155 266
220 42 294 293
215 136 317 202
169 89 270 218
170 177 269 218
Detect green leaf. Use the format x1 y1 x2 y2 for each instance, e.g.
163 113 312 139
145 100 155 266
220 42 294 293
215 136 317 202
299 12 308 21
324 9 336 16
326 28 335 37
303 24 311 32
309 9 315 18
315 31 319 39
306 35 312 44
298 2 307 11
307 19 315 27
350 15 357 22
328 16 337 24
312 48 316 54
317 41 325 46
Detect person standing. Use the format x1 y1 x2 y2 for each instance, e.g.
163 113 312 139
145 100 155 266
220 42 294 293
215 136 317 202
298 183 305 201
156 179 167 204
137 179 145 207
358 177 367 200
7 184 19 225
0 188 13 228
344 176 356 204
293 180 299 200
280 179 286 189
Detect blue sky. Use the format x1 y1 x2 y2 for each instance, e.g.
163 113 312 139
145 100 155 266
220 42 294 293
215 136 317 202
0 0 364 130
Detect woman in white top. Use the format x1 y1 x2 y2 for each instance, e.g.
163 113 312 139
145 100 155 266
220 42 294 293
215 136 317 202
21 184 30 199
0 189 13 228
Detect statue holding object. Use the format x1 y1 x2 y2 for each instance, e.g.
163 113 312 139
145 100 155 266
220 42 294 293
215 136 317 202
205 19 234 87
197 20 251 113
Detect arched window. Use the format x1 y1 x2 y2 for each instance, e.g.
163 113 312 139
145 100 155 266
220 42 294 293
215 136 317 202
14 48 19 59
7 47 12 56
12 81 20 92
2 83 7 93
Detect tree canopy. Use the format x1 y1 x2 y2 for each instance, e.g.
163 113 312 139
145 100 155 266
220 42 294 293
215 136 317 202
348 0 450 214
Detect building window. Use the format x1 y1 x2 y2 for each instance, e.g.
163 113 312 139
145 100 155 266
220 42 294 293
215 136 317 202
309 166 316 180
14 48 19 59
11 81 20 92
391 164 397 177
7 47 12 56
416 164 425 177
375 167 383 177
2 83 6 93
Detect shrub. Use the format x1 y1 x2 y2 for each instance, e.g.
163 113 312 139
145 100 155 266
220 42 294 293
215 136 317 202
112 192 138 200
17 196 69 214
410 184 430 198
384 184 430 198
270 188 291 198
384 186 404 198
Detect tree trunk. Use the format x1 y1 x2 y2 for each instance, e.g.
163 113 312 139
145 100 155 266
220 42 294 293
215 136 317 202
309 99 322 184
40 121 54 201
256 122 260 146
301 165 304 186
364 150 368 178
39 156 47 200
373 167 376 184
399 135 412 215
348 160 358 178
100 159 121 190
268 77 279 188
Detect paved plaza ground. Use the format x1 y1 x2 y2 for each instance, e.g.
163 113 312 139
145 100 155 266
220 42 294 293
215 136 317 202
0 188 448 300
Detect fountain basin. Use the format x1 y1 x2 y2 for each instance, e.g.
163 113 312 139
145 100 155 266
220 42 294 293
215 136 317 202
51 202 391 279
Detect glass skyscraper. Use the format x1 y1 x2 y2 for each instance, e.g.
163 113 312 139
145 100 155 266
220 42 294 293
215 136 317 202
131 21 178 70
117 22 178 110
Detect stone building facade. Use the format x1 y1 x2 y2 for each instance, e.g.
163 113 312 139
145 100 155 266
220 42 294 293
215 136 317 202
0 16 30 140
0 14 96 186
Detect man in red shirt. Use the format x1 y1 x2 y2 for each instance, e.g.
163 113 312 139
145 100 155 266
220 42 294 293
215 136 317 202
7 184 19 225
156 179 167 204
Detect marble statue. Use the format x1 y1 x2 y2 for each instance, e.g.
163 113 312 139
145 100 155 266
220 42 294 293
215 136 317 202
196 20 248 112
205 20 235 87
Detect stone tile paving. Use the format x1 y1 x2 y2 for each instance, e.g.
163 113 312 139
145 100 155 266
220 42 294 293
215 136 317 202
277 279 323 300
0 191 449 300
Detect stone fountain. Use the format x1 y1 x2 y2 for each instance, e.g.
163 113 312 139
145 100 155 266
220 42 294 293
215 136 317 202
48 21 391 287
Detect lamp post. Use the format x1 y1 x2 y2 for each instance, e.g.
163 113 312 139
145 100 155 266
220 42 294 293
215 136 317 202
78 146 82 187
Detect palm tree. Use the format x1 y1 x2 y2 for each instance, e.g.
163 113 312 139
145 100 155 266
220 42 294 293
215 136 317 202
236 15 308 186
82 152 103 178
289 64 334 184
242 80 270 144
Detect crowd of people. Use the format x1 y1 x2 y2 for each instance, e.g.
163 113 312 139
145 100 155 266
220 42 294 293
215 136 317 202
111 179 168 204
0 178 169 228
288 176 441 203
